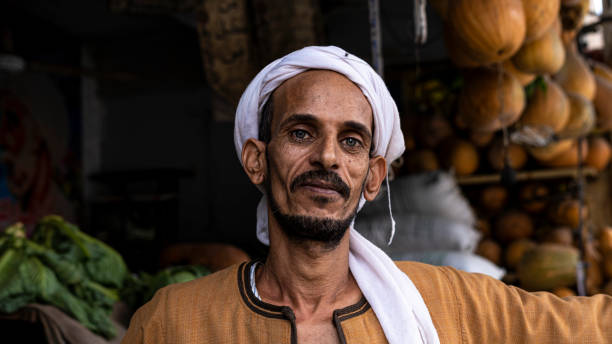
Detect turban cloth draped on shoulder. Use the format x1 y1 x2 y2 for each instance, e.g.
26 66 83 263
234 46 440 344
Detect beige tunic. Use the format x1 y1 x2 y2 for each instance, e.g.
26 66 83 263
122 261 612 343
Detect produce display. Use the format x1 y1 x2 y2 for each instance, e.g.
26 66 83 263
397 0 612 296
0 215 210 339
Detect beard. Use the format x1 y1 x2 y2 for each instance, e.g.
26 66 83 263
265 166 364 249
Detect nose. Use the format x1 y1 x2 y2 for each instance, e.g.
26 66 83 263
311 135 339 170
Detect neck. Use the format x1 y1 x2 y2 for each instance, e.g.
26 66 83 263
256 214 361 321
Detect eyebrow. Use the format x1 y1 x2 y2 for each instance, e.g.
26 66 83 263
280 114 372 140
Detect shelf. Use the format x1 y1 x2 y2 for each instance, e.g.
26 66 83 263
456 167 599 185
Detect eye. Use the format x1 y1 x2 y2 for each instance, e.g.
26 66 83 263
290 129 311 141
343 137 361 147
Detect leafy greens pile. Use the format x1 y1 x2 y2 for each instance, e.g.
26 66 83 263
0 215 212 339
0 215 127 339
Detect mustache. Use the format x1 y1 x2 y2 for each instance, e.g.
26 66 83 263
290 170 350 199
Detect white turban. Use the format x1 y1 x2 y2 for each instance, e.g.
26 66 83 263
234 46 439 344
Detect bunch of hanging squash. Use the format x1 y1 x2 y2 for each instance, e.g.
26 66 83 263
429 0 612 171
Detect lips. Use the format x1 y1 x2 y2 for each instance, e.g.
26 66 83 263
300 180 343 194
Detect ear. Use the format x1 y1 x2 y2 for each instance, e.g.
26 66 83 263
241 138 268 185
363 155 387 201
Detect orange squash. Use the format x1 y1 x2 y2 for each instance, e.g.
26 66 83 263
585 137 611 171
529 139 574 161
438 138 479 176
469 130 495 147
503 59 536 86
457 68 526 132
519 183 550 213
554 42 596 101
544 227 574 246
550 198 588 228
487 138 528 171
495 210 534 243
512 18 565 74
591 60 612 82
541 139 588 167
519 77 570 133
600 227 612 253
476 239 502 265
480 185 508 213
552 287 576 297
505 239 537 269
521 0 561 42
445 0 526 67
593 75 612 130
558 92 595 138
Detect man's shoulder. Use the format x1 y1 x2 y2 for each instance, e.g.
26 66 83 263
161 262 243 298
394 260 448 277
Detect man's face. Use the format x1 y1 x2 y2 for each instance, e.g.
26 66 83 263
264 70 374 244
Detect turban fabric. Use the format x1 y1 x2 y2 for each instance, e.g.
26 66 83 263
234 46 440 344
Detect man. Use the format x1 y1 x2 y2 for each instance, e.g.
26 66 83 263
122 46 612 344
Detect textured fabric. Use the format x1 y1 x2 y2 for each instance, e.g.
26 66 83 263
232 45 438 344
122 261 612 344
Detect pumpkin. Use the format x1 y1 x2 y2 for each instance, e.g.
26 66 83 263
554 42 596 101
552 287 576 297
487 138 528 171
480 185 508 213
519 77 570 133
528 139 574 161
541 139 587 167
505 239 537 269
599 227 612 253
402 150 440 173
521 0 561 42
445 0 526 67
438 138 479 176
517 243 579 291
550 199 588 228
585 137 611 171
457 68 525 132
585 242 603 295
518 183 550 213
475 239 502 265
512 18 565 74
503 59 536 86
558 92 595 138
544 227 574 246
593 76 612 130
591 60 612 82
469 130 495 147
495 210 534 242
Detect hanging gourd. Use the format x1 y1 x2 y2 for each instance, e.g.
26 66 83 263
554 41 596 101
512 18 565 75
519 77 570 133
585 137 612 171
558 92 595 138
521 0 561 42
456 68 525 132
444 0 526 67
594 76 612 130
503 59 536 86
